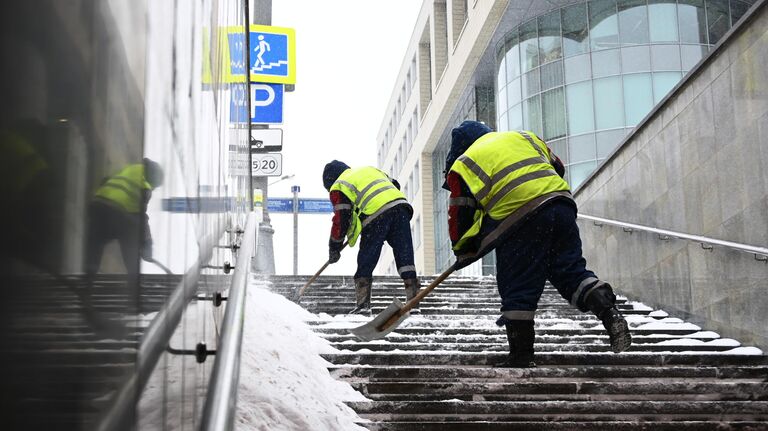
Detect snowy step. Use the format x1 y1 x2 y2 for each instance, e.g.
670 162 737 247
277 275 768 428
330 342 740 353
351 380 768 401
347 400 768 419
321 333 720 345
322 353 768 367
329 365 768 381
358 421 768 431
310 327 705 336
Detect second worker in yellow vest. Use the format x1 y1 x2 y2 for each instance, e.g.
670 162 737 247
86 158 164 289
323 160 421 315
443 121 631 367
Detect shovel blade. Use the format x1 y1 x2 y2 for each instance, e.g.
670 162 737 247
348 297 410 341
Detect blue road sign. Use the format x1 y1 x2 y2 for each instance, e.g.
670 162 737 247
250 30 290 80
230 83 283 124
227 33 247 75
298 199 333 213
267 198 294 213
267 198 333 213
162 197 233 213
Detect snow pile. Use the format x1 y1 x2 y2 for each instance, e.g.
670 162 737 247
236 279 368 431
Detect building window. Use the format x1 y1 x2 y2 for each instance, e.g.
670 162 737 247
589 0 619 50
414 160 420 195
539 11 563 64
593 76 624 129
649 2 679 42
618 0 649 45
412 215 422 250
562 3 590 56
623 73 653 126
519 20 539 72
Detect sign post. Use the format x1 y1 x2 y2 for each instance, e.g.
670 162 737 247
251 153 283 177
249 128 283 153
291 185 300 275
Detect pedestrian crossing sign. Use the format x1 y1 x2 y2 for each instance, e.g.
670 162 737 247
204 25 296 85
248 25 296 84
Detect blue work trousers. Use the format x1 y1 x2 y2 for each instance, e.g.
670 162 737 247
495 201 597 314
355 205 416 280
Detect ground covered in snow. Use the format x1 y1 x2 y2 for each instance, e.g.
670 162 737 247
236 278 368 431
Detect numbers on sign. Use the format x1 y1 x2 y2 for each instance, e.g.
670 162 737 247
261 159 277 170
251 154 282 176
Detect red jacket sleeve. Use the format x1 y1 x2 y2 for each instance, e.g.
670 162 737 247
446 172 477 251
328 190 352 251
546 146 566 178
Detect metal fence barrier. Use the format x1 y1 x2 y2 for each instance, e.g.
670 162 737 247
579 214 768 262
201 212 258 430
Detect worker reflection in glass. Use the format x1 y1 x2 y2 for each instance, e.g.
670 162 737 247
0 123 50 265
85 158 163 288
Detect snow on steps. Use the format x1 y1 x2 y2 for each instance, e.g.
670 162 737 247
270 275 768 430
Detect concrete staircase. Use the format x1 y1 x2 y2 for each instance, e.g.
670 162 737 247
271 275 768 430
1 274 185 429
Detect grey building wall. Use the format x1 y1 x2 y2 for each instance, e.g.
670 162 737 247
0 0 251 428
575 2 768 350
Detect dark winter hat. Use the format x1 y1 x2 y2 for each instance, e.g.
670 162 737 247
143 157 164 188
441 120 492 190
322 160 351 191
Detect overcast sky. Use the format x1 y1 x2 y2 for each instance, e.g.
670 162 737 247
267 0 422 275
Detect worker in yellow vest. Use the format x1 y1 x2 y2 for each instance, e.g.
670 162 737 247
85 158 163 286
323 160 420 315
443 121 631 367
0 124 49 267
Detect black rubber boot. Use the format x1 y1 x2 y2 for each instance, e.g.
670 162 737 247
403 278 421 312
584 284 632 353
494 320 536 368
348 277 372 315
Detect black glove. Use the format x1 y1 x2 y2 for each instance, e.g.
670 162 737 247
328 249 341 264
140 241 153 261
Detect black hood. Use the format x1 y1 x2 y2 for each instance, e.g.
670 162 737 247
322 160 351 191
441 120 492 190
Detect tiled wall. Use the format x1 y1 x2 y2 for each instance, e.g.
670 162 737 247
575 2 768 350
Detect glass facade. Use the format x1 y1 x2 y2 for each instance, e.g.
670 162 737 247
0 1 251 429
495 0 753 188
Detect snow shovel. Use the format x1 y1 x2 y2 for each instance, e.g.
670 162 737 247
292 241 348 302
348 264 456 341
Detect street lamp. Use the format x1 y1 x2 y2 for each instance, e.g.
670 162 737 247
269 174 295 186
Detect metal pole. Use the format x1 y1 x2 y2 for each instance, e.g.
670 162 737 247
292 185 299 275
244 0 253 211
200 212 258 431
250 0 276 274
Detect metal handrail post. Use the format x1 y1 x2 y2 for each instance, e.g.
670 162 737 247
95 224 227 431
200 211 258 430
579 214 768 260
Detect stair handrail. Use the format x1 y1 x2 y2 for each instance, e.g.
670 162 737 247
95 221 231 431
200 211 258 431
579 214 768 261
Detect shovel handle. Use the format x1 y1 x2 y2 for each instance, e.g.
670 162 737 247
146 258 173 275
378 265 455 332
295 241 348 299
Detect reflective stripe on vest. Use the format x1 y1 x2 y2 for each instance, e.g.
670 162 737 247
330 166 406 246
449 131 570 250
94 164 151 213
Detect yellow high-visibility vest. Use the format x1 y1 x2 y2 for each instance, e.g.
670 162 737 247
330 166 407 247
94 164 151 213
1 130 48 202
449 131 570 251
